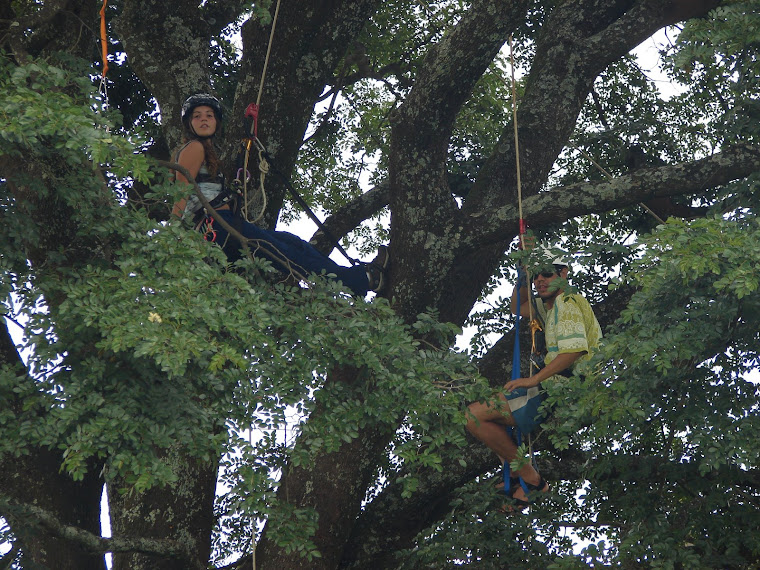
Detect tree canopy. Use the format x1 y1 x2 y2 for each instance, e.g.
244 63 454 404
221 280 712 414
1 0 759 568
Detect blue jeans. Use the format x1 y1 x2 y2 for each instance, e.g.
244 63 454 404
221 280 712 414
207 210 369 296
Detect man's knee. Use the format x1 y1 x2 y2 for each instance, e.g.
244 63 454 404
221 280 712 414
466 400 510 431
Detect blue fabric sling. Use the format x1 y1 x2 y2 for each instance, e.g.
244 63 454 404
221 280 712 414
503 268 545 497
506 271 545 434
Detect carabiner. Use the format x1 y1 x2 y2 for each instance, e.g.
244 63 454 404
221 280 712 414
236 168 251 183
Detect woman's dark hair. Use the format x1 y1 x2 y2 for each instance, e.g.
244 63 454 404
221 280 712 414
180 93 223 175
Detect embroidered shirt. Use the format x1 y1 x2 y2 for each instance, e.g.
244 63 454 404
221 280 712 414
536 292 602 371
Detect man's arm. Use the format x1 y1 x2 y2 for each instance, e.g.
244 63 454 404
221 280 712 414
510 271 532 317
504 351 585 391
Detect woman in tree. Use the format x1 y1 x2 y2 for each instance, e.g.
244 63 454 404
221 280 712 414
171 93 388 296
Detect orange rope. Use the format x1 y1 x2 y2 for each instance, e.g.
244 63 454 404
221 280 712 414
99 0 109 79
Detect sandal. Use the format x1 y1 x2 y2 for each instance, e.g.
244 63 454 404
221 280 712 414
496 477 528 513
503 476 549 513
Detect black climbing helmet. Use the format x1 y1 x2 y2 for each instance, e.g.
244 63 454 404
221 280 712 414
181 93 223 125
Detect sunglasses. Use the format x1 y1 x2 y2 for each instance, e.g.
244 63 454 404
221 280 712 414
533 271 556 280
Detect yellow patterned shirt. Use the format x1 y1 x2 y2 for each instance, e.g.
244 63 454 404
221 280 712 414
536 292 602 372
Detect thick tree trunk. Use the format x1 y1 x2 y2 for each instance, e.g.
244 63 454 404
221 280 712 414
0 324 106 570
255 365 395 570
256 425 395 570
109 453 218 570
0 456 105 570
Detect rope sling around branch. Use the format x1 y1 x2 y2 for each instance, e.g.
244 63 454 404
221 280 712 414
570 143 666 225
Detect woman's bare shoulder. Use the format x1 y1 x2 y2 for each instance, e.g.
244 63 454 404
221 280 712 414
177 139 204 157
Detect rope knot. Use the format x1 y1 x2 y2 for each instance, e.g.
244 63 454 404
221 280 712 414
258 155 269 174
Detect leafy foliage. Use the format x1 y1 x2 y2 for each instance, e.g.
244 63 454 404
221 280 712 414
543 206 760 567
1 55 491 564
2 1 760 569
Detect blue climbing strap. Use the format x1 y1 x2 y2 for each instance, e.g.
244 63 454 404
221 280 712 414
504 267 537 499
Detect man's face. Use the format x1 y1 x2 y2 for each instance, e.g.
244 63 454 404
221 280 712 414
532 267 567 300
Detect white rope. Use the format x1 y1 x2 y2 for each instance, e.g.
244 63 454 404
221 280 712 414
241 0 282 224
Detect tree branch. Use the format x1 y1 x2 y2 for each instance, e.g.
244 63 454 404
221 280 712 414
202 0 250 37
460 143 760 252
307 182 390 254
461 0 726 222
0 494 203 569
388 0 529 310
116 0 213 150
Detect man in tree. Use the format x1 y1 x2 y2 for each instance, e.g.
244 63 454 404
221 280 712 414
466 251 602 508
5 0 758 567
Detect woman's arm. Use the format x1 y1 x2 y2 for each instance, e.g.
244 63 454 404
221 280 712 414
171 140 205 218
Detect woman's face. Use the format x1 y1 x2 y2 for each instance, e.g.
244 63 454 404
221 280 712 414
190 105 217 137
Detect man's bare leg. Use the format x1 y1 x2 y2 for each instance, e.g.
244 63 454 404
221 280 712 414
466 395 548 502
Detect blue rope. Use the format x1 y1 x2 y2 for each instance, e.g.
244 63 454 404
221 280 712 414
511 272 522 382
504 268 530 499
